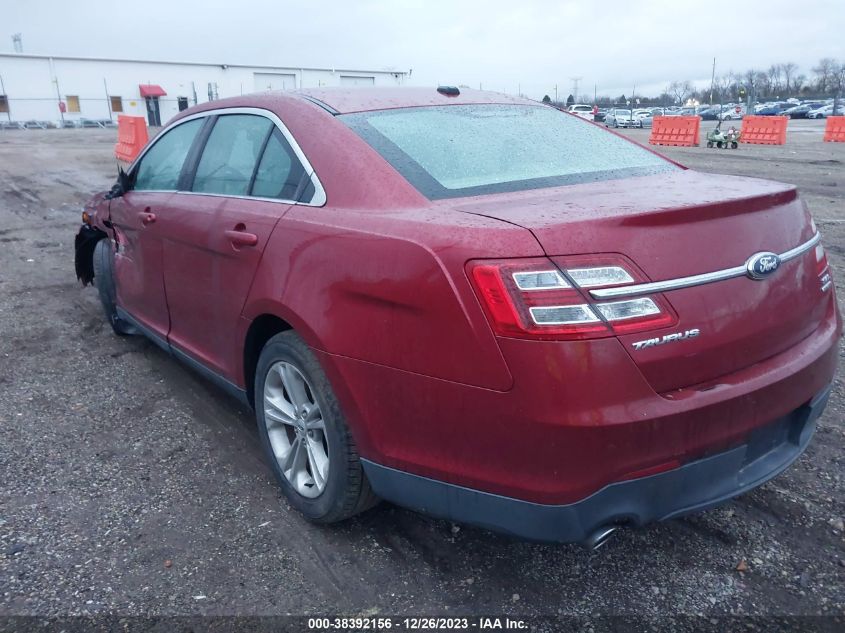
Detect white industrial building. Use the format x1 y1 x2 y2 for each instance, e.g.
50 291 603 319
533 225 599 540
0 52 408 126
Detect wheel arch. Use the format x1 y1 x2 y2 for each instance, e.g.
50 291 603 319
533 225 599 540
241 306 377 460
242 312 294 408
240 297 331 405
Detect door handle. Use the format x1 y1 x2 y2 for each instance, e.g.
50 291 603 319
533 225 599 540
138 211 157 225
224 229 259 247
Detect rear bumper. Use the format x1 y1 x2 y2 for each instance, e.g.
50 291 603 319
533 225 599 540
362 383 831 543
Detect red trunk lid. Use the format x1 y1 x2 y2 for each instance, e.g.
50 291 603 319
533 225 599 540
448 170 831 393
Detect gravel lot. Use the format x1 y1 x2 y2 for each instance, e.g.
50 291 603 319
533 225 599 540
0 119 843 623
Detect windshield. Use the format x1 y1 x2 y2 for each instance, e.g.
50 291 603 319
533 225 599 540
341 104 675 200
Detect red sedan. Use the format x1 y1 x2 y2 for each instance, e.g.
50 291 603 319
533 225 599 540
75 87 840 546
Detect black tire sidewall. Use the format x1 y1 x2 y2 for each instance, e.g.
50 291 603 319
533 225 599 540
254 333 353 522
92 239 116 318
92 239 135 336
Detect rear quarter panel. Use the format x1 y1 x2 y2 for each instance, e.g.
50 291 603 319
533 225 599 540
242 204 543 391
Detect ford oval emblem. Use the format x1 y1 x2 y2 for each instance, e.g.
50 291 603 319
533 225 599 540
745 252 781 280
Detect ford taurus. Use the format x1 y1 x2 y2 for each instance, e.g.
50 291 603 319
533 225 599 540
74 87 840 546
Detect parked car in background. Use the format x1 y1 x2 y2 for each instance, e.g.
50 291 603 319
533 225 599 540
809 104 844 119
605 108 642 128
73 86 840 546
720 107 745 120
567 104 595 122
638 111 655 128
783 103 824 119
594 108 608 123
757 103 792 116
22 120 53 129
697 106 726 121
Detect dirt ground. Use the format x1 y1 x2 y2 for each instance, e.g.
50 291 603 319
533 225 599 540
0 119 843 623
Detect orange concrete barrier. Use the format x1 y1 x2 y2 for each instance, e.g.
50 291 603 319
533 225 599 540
740 115 788 145
114 115 149 162
823 116 845 142
648 116 700 147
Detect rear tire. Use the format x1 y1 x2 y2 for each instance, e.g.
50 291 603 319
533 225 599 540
255 331 378 523
92 239 137 336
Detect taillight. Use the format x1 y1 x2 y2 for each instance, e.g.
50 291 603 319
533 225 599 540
816 242 829 275
468 257 676 340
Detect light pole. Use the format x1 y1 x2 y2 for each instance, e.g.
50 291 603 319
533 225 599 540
709 57 716 106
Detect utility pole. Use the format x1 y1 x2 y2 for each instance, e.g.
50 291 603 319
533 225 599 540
555 84 558 103
746 78 754 117
709 57 716 105
631 84 636 123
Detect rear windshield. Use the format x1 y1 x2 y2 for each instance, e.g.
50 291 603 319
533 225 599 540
341 104 676 199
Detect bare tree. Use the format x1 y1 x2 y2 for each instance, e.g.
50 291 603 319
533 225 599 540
742 69 768 101
834 62 845 93
667 80 694 105
767 64 783 96
780 62 798 94
833 63 845 109
793 73 807 94
714 73 736 103
813 58 837 93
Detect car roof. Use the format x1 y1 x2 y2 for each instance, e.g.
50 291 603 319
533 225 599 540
294 86 535 114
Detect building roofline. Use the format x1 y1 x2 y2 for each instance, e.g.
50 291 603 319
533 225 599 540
0 51 408 76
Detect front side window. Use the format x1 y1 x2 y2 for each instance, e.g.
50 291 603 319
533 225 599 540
133 118 203 191
192 114 272 196
342 104 676 199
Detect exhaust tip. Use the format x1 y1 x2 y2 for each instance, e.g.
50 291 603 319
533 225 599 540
582 525 619 551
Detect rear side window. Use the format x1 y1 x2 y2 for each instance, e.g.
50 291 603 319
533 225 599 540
251 129 308 200
342 104 677 199
134 118 203 191
193 114 273 196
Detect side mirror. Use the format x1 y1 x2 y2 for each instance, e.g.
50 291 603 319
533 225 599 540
107 167 131 199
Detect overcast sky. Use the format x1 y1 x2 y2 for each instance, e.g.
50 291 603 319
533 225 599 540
5 0 845 99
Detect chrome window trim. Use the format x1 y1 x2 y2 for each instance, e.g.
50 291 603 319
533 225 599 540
127 106 326 207
590 233 821 300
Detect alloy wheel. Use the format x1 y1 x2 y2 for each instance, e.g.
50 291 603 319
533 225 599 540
263 361 330 498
